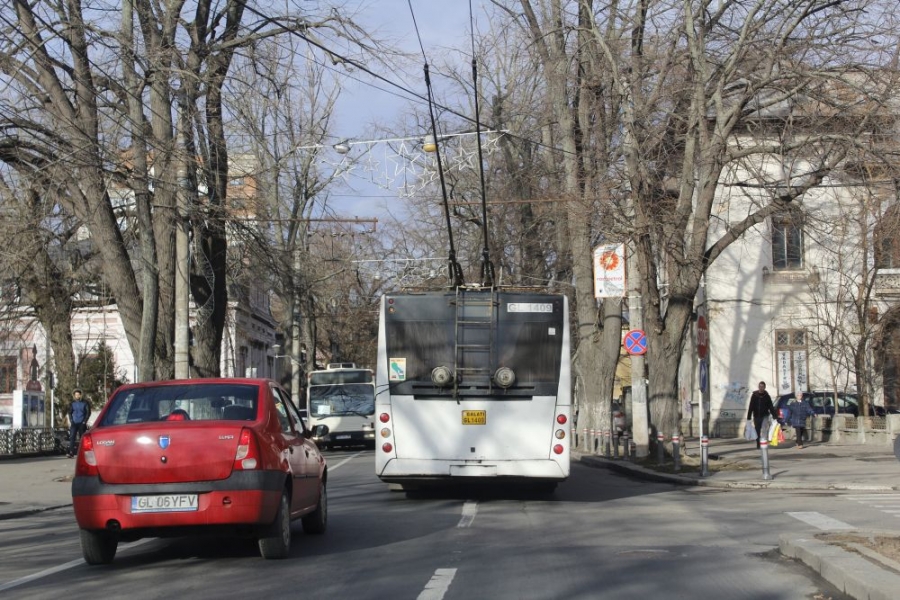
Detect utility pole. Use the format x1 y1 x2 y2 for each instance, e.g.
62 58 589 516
174 127 191 379
628 243 649 457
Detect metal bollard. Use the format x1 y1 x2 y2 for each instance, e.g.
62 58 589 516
603 430 611 457
622 432 630 460
760 439 773 480
582 428 588 452
700 435 710 477
672 433 681 472
657 431 665 466
612 431 620 459
589 429 596 453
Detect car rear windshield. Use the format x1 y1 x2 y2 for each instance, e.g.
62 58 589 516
100 383 259 425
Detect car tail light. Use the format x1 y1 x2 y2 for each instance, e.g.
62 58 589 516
75 434 98 476
556 414 567 425
234 428 260 470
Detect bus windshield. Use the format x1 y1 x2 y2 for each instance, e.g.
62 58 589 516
309 384 375 418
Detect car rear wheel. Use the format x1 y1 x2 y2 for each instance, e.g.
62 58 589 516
258 490 291 559
301 481 327 534
80 529 117 565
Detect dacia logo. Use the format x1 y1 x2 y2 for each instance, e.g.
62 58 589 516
158 435 170 449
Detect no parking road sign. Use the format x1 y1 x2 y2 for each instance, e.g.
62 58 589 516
624 329 647 356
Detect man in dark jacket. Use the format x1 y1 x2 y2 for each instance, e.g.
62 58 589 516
67 389 90 458
747 381 779 448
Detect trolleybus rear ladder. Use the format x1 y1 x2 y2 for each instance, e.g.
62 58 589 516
453 289 497 396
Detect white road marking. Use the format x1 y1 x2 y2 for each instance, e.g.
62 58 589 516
457 501 478 528
325 450 366 472
0 539 152 593
417 568 457 600
786 511 855 530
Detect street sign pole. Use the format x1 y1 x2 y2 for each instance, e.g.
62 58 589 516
627 244 649 458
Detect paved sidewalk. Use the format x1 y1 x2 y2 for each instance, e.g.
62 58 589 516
0 454 75 520
576 435 900 491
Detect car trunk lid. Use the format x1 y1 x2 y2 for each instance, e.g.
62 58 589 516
89 422 247 484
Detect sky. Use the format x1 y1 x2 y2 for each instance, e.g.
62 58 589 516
315 1 490 221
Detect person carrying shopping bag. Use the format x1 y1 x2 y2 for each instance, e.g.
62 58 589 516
746 381 779 449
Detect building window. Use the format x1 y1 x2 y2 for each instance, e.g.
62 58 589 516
0 358 17 393
775 329 808 397
772 218 804 271
875 206 900 270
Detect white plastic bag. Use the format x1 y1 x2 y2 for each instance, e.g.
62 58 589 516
744 420 757 441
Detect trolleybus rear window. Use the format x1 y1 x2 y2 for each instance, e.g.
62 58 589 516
385 292 564 397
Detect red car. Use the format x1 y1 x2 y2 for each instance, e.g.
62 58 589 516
72 378 328 564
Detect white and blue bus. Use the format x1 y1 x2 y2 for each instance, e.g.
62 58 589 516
307 364 376 449
375 287 571 492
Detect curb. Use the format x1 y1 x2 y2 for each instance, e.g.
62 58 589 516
575 454 899 492
0 504 71 521
780 532 900 600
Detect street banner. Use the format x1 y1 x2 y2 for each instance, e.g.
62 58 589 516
593 243 626 298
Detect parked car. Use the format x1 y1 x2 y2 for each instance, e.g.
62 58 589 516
71 378 328 565
775 391 885 420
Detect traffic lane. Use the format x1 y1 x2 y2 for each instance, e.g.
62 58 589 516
1 450 472 599
419 464 846 599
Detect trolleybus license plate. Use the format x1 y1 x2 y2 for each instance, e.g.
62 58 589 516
462 410 486 425
131 494 198 513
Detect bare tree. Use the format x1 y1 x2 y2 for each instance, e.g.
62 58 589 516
0 0 383 380
498 0 900 438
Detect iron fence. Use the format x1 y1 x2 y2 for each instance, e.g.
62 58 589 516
0 428 67 456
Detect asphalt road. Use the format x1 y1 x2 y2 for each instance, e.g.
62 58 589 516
3 449 883 599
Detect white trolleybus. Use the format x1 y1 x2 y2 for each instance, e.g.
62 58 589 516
307 363 376 449
375 287 572 492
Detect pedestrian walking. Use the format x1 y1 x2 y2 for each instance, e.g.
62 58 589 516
788 391 816 449
746 381 779 448
67 389 91 458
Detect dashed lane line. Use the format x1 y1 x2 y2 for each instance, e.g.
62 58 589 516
457 501 478 528
417 568 457 600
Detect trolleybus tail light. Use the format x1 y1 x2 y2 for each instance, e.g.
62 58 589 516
556 414 567 424
493 367 516 388
382 442 393 453
379 413 390 423
555 429 566 439
380 428 391 438
431 366 454 387
553 444 564 455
